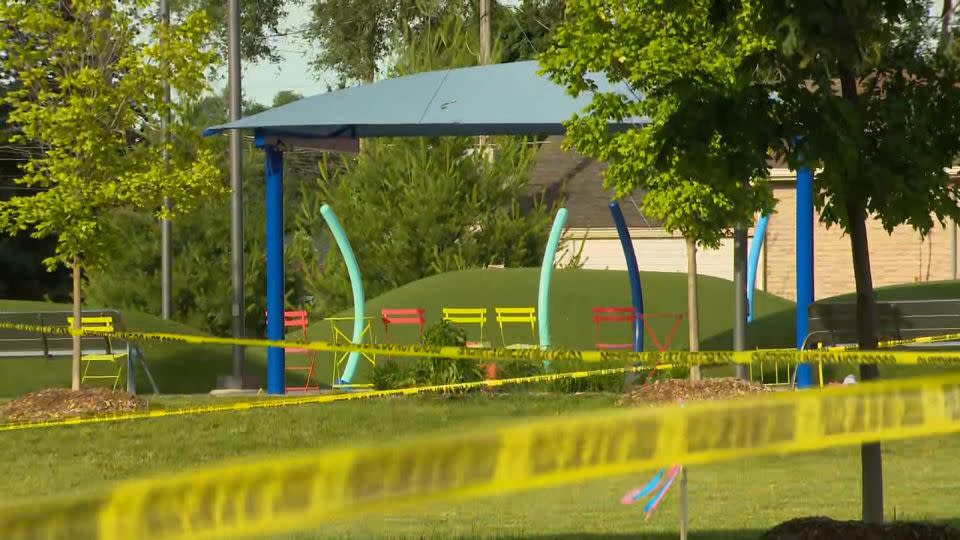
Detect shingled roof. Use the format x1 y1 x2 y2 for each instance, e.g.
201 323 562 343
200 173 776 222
529 136 793 229
529 136 662 229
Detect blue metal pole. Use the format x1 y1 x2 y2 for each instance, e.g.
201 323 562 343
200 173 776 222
747 214 769 323
265 146 286 395
796 167 815 388
609 202 644 352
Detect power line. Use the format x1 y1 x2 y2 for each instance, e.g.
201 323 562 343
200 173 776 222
502 4 540 57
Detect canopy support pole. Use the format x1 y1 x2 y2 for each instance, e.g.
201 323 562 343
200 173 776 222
263 144 286 395
609 202 644 352
796 166 815 388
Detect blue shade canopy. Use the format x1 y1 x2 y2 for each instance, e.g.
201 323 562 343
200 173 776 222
203 61 646 141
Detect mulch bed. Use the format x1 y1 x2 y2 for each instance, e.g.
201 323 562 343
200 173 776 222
761 517 960 540
0 388 149 423
617 377 772 406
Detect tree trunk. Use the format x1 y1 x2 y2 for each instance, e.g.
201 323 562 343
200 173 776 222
941 0 954 53
848 199 884 524
839 65 884 525
686 237 701 381
71 257 82 391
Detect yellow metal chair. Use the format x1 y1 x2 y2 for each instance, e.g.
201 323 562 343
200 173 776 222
66 316 128 390
494 307 537 349
442 308 489 348
326 316 378 389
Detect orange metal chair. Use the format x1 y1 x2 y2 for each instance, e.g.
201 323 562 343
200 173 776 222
639 312 685 351
592 307 637 350
265 310 320 392
380 308 426 342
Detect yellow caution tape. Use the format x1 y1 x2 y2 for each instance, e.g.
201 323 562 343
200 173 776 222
0 365 666 433
821 332 960 351
5 321 960 366
1 372 959 540
715 333 960 354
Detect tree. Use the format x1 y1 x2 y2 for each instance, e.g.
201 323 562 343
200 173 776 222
306 0 453 83
496 0 565 62
541 1 777 381
0 41 72 301
308 0 565 83
172 0 293 63
306 0 566 84
291 15 562 315
84 91 310 338
0 110 71 301
543 0 960 524
0 0 223 390
291 136 558 315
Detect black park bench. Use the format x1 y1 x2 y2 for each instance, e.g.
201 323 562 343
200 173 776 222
806 299 960 350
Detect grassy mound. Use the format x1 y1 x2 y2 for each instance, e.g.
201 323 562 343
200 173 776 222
314 268 795 349
306 268 796 383
826 279 960 302
4 273 959 396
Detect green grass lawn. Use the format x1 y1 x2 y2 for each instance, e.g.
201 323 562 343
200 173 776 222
0 299 269 397
1 393 957 539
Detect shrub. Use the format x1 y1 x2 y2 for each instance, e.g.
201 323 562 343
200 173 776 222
413 321 482 387
370 321 482 390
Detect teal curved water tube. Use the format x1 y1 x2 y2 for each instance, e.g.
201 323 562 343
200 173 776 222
320 204 366 385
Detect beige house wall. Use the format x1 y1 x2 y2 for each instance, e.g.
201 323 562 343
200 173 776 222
557 168 960 301
560 228 765 285
765 175 958 301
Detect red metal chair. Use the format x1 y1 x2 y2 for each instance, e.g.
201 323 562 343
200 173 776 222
265 310 320 392
639 312 686 352
592 307 637 350
380 308 426 342
592 308 686 352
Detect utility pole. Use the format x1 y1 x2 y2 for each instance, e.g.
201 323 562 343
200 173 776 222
227 0 246 387
159 0 172 320
952 217 957 280
733 226 749 379
480 0 491 65
478 0 491 151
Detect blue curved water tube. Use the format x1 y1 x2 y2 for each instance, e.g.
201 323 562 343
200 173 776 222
320 204 366 385
747 214 769 323
609 201 644 352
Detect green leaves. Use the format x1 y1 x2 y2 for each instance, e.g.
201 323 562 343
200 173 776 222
0 0 223 271
543 0 960 247
290 135 559 316
171 0 291 64
542 0 777 248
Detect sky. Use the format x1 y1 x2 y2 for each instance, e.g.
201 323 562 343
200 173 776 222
227 0 950 107
228 0 524 106
215 2 330 106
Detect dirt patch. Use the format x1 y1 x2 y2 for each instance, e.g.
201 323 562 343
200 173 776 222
617 377 772 406
761 516 960 540
0 388 149 423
